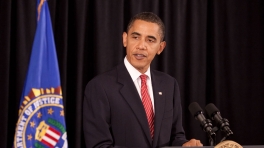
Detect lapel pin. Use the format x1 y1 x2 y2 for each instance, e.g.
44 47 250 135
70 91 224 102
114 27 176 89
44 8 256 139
158 92 162 95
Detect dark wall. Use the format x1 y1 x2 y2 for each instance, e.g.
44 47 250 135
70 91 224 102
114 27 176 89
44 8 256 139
0 0 264 147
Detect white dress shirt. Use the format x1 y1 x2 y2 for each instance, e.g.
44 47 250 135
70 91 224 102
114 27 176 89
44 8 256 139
124 57 155 112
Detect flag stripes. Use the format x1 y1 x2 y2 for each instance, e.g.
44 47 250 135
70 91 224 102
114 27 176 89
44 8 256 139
41 127 61 147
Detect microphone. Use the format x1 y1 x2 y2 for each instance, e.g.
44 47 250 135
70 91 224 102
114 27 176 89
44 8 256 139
205 103 233 138
188 102 216 140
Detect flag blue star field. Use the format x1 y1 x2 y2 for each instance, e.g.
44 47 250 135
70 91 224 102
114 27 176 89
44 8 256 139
13 0 68 147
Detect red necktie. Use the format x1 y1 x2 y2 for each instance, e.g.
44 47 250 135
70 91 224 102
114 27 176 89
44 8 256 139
140 74 154 139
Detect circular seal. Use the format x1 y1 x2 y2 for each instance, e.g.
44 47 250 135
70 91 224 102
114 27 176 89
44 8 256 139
14 94 68 148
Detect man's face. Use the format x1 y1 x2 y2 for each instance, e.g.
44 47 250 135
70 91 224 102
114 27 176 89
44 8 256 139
123 20 166 73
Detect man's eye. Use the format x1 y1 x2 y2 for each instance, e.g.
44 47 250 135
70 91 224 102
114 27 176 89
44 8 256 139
132 36 139 39
148 39 154 42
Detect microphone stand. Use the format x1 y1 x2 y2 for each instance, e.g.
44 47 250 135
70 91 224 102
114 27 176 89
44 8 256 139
201 119 216 146
208 132 215 146
211 118 233 145
216 118 233 143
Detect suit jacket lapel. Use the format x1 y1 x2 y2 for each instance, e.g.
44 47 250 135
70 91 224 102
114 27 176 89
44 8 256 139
117 63 153 145
151 70 166 147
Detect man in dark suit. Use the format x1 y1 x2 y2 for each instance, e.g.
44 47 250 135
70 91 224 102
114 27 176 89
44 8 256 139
83 12 202 147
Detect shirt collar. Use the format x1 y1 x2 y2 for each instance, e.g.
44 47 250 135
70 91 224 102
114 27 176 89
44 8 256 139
124 56 151 81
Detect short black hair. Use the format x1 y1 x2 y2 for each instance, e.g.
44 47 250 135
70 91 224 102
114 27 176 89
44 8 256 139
126 12 165 41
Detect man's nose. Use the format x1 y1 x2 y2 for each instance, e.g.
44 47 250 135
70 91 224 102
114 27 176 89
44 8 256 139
136 39 147 50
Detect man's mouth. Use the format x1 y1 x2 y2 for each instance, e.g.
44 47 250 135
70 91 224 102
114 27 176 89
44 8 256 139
133 54 146 60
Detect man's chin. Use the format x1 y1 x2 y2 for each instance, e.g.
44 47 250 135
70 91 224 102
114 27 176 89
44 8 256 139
132 65 149 73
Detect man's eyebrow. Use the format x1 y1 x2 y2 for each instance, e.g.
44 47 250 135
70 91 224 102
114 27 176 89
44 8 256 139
147 35 157 41
131 32 141 36
131 32 157 40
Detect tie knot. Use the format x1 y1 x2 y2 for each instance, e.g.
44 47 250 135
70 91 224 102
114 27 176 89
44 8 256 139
140 74 147 82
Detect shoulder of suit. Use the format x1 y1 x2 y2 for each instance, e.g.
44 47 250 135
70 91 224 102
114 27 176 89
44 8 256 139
97 68 117 79
151 69 176 80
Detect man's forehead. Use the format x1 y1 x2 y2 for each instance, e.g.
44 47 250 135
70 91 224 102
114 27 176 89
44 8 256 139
128 20 161 38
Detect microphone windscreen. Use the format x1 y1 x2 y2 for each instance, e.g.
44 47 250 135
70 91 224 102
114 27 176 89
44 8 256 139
205 103 220 117
188 102 203 116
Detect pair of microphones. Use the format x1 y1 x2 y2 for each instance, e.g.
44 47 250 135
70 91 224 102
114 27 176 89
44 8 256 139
188 102 233 145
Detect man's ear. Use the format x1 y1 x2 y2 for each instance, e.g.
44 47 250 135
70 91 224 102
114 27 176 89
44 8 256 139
122 32 128 47
157 41 166 55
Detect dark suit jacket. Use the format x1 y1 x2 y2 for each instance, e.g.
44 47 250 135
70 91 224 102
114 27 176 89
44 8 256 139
83 62 188 148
